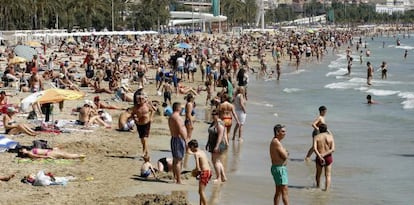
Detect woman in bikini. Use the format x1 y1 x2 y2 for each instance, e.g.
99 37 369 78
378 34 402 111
19 147 85 160
218 94 239 145
3 107 37 136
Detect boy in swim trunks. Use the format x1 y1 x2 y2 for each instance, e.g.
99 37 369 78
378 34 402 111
140 155 158 179
270 124 289 205
188 139 212 205
313 123 335 191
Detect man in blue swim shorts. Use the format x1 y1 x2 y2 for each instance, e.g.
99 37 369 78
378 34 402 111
168 102 188 184
269 124 289 205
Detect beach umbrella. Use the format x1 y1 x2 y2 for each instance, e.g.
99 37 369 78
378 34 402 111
25 41 42 48
20 89 85 112
8 56 27 64
174 42 192 49
307 29 315 34
14 45 37 61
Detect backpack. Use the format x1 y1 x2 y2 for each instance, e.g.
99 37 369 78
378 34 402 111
85 65 94 79
32 140 50 149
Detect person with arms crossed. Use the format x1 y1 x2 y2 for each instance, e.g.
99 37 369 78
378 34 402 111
270 124 289 205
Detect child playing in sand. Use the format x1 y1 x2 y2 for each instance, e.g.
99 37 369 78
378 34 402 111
188 139 212 205
140 155 158 179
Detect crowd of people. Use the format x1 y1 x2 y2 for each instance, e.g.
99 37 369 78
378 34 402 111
0 26 410 204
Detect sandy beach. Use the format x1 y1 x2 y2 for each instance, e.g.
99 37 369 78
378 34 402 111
0 41 217 204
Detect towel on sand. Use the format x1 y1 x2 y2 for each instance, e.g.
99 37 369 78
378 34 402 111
0 135 18 152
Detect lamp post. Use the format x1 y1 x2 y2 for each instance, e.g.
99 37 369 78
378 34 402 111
111 0 114 31
192 0 194 33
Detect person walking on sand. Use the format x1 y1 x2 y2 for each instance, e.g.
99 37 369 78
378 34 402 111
206 109 227 183
131 94 155 157
270 124 289 205
188 139 212 205
218 94 239 145
232 87 247 141
168 102 188 184
313 123 335 191
185 94 195 143
305 106 327 161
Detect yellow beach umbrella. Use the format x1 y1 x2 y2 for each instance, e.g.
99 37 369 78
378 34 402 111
8 56 27 64
36 88 85 104
26 41 42 47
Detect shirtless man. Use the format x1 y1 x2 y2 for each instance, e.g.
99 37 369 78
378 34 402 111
118 108 134 131
29 71 43 92
367 61 374 86
136 61 147 88
162 79 173 105
77 102 110 128
188 139 212 205
270 124 289 205
305 106 327 160
218 94 239 145
313 123 335 191
131 94 155 157
168 102 188 184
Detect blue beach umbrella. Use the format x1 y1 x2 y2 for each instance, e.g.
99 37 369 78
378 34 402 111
174 42 192 49
14 45 37 61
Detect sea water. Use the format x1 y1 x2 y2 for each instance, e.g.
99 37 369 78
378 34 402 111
192 34 414 205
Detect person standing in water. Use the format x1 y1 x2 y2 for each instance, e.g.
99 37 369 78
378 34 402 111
313 123 335 191
305 106 327 161
270 124 289 205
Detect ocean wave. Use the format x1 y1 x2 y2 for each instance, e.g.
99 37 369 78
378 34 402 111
366 89 400 96
326 68 347 76
273 113 279 117
398 92 414 109
285 69 306 75
396 45 414 50
249 101 274 107
283 88 302 93
325 82 356 89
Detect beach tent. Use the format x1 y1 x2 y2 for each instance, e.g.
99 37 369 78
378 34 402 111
21 89 85 112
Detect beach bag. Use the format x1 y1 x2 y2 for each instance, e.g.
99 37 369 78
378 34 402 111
85 65 94 79
32 140 50 149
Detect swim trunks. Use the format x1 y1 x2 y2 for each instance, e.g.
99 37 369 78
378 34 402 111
171 136 185 160
75 120 86 126
199 170 212 186
136 122 151 138
271 165 288 185
315 154 333 167
222 116 232 127
140 169 151 178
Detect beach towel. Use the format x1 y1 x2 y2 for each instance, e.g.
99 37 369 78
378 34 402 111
0 135 19 152
15 158 74 165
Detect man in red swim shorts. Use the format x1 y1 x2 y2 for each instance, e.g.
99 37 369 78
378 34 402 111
313 123 335 191
188 139 212 205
